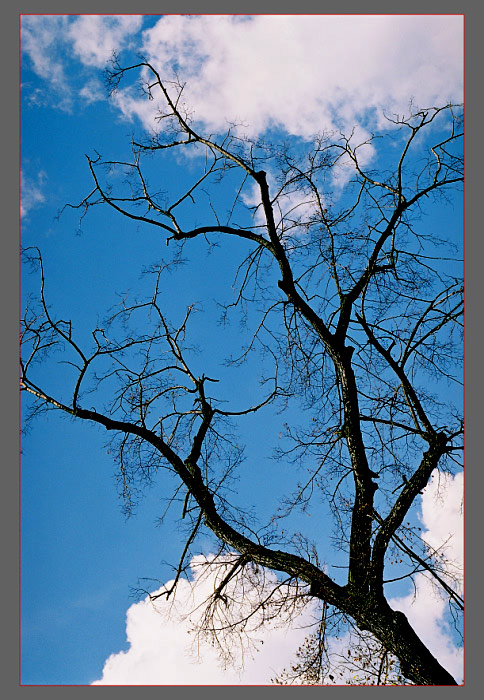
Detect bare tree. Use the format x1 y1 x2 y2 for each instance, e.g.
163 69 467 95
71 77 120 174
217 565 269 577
21 59 463 685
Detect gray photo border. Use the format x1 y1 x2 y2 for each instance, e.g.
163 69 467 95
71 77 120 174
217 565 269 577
8 1 478 696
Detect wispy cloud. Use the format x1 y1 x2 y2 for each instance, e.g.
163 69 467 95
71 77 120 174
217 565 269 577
21 15 143 109
21 15 72 109
21 170 47 218
78 78 105 104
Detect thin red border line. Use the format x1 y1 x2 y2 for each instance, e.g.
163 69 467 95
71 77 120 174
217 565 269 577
19 683 456 687
18 12 465 15
18 10 22 688
461 10 466 688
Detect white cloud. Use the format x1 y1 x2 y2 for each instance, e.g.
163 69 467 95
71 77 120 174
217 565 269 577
389 471 464 683
68 15 143 68
390 574 463 684
241 171 320 231
93 470 463 685
130 15 463 138
21 170 47 218
21 15 72 108
92 555 319 684
79 78 105 104
420 470 463 594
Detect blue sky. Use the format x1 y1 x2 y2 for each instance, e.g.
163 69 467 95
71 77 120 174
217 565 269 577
20 14 463 685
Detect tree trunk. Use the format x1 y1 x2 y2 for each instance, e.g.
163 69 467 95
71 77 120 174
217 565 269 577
352 597 458 685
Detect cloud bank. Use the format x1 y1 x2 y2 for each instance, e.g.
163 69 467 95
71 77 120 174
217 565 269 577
127 15 463 137
92 471 463 685
92 556 318 685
